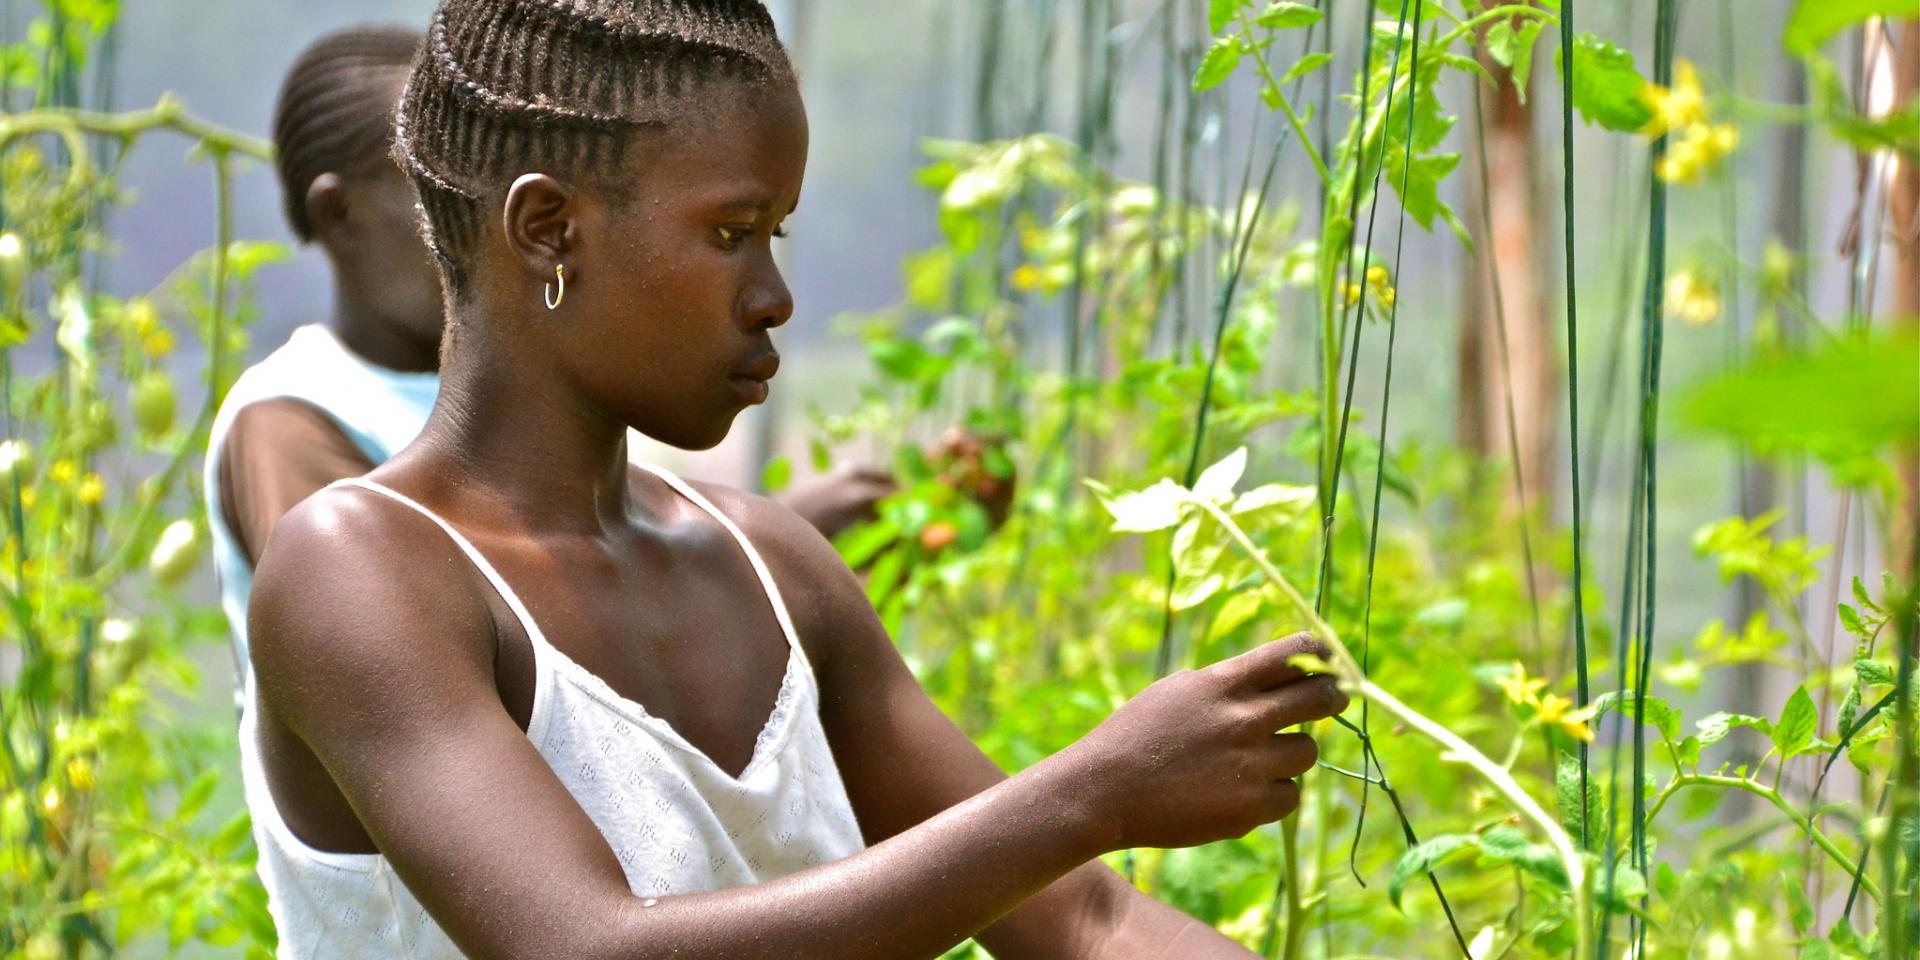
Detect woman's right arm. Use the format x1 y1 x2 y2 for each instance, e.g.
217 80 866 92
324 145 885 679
251 490 1338 960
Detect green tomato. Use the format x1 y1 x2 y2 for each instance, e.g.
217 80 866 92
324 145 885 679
130 370 176 436
148 519 203 586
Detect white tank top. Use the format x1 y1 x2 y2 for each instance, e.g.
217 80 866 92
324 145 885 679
204 324 441 688
239 467 866 959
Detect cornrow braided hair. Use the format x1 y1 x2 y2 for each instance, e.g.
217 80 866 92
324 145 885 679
272 25 425 243
395 0 794 291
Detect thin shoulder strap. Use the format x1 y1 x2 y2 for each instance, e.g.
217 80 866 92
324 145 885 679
332 478 552 650
631 462 808 662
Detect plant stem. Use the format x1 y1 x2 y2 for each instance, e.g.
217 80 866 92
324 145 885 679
1232 11 1330 186
0 95 273 183
1191 497 1591 960
1644 773 1883 903
1279 815 1306 960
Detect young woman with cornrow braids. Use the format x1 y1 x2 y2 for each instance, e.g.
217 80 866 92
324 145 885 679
209 25 893 700
244 3 1345 957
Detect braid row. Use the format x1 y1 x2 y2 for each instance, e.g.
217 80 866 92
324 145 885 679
427 7 635 128
396 0 790 291
273 25 422 241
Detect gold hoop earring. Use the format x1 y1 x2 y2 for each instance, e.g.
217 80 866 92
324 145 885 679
544 264 566 310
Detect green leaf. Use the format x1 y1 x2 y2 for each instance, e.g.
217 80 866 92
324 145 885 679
1209 0 1243 34
1485 18 1520 68
1772 687 1818 757
1476 825 1530 861
1255 2 1323 29
1784 0 1916 55
1784 872 1815 934
1684 333 1920 463
1195 37 1243 91
172 769 218 825
1509 20 1546 96
1838 603 1869 639
1281 51 1333 84
1855 659 1896 688
760 454 793 494
835 518 900 569
1556 753 1604 850
1593 690 1681 743
1193 447 1248 502
1696 711 1770 747
1388 834 1478 909
1209 590 1266 640
1556 33 1654 132
1170 517 1229 611
1597 863 1647 909
1853 576 1884 614
1413 598 1470 631
1677 735 1702 767
1385 152 1461 232
1089 478 1189 533
1230 483 1315 520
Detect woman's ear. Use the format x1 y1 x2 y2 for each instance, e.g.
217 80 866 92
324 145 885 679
303 172 349 241
501 173 578 276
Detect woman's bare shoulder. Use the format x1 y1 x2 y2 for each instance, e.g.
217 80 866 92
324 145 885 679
247 483 500 719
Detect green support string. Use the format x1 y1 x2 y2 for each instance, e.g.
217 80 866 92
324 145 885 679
1558 0 1593 854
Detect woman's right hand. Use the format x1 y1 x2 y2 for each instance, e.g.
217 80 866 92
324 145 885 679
1054 632 1348 852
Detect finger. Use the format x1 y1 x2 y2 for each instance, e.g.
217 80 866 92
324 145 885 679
1262 778 1304 822
1269 675 1349 728
1224 632 1330 691
1268 732 1318 779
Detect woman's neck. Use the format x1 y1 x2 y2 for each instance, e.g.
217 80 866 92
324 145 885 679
406 321 636 536
328 279 442 375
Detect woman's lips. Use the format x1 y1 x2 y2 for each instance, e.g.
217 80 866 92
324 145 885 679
729 352 779 405
728 375 771 405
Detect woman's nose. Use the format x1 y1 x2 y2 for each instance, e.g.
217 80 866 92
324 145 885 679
746 263 794 330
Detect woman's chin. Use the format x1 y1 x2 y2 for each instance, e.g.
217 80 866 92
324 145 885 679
628 414 738 453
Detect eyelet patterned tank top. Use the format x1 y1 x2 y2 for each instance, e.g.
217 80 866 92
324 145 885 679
238 465 866 959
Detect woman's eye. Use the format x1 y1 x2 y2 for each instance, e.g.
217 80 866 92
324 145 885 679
717 226 747 246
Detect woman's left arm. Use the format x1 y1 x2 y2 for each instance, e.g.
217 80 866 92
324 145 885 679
724 489 1259 960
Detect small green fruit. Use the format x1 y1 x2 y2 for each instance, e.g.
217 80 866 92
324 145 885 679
130 371 176 436
148 519 203 586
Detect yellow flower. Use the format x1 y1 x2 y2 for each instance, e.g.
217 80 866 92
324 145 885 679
1340 282 1363 306
1665 268 1722 326
123 298 158 336
1378 287 1396 309
18 487 35 510
1496 661 1548 707
1641 59 1707 138
1656 122 1739 185
1535 693 1599 743
141 328 175 358
47 459 76 485
1365 265 1391 289
65 757 94 792
1706 122 1738 155
76 473 105 505
40 784 61 815
1010 264 1044 292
